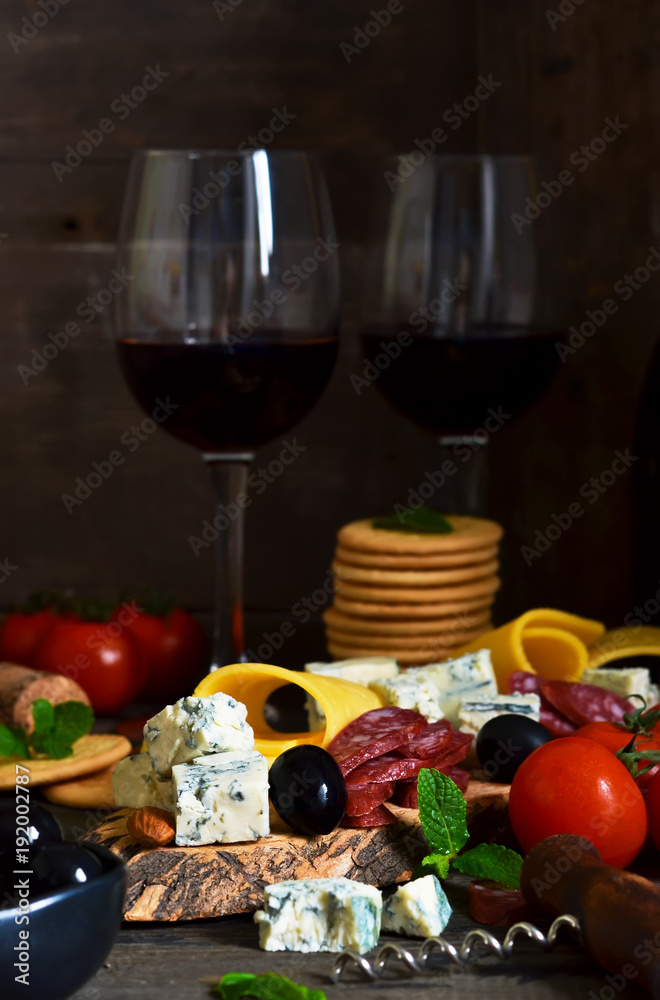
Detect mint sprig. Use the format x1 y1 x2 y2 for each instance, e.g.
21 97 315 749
417 768 523 890
453 842 523 890
214 973 326 1000
0 699 94 760
372 507 454 535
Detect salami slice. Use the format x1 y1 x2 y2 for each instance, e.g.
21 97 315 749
468 879 533 926
542 681 635 727
346 753 442 786
390 780 418 809
396 719 453 760
508 670 576 735
444 765 470 792
327 707 428 776
507 670 543 695
340 804 398 827
345 780 395 817
432 730 473 767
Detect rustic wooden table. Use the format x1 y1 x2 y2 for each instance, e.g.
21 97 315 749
79 874 644 1000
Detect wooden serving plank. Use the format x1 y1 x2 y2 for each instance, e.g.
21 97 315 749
83 780 509 922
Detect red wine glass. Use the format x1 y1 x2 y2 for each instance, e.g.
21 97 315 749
115 150 340 670
362 154 560 513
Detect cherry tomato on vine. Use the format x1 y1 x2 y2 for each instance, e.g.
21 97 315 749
33 614 147 716
508 737 647 868
575 720 660 789
111 593 208 702
0 591 66 667
644 768 660 851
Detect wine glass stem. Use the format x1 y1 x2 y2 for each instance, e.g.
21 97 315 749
437 436 489 515
203 454 255 671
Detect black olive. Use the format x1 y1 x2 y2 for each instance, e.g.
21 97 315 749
269 745 347 835
476 714 553 783
32 843 104 895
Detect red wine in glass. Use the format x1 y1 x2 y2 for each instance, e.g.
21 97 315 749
117 336 338 451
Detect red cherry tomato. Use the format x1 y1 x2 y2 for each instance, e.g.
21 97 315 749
111 604 208 702
574 721 660 789
644 768 660 850
33 619 147 715
0 609 60 667
508 737 647 868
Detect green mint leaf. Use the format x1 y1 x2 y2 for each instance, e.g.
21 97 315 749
0 724 29 759
413 852 451 880
372 507 453 535
52 701 94 747
215 973 326 1000
38 735 74 760
453 843 523 890
31 698 55 735
417 768 468 857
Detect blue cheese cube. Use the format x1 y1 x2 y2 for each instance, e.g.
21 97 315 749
369 650 497 725
112 752 175 813
581 667 659 707
381 875 452 938
305 656 400 730
254 877 382 953
172 750 269 846
458 692 541 738
144 694 254 777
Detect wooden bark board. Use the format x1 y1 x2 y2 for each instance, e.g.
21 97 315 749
83 781 509 922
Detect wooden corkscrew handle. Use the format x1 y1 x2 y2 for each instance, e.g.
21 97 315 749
520 834 660 998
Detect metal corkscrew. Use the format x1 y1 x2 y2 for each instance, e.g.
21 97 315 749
330 914 582 982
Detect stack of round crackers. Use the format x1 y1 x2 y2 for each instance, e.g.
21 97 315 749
323 515 503 665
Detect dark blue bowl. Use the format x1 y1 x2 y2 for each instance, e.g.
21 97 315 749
0 843 127 1000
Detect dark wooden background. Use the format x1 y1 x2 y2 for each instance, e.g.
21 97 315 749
1 0 659 665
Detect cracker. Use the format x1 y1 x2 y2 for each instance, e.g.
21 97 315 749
332 557 499 587
335 575 500 604
0 733 131 790
333 593 494 618
326 622 489 649
327 639 480 666
323 605 491 635
42 765 116 809
335 544 499 569
338 515 503 554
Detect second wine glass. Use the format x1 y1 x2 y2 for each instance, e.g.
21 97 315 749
115 149 340 672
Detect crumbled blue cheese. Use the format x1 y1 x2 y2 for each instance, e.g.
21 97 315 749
112 752 174 813
304 657 400 730
144 694 254 777
369 650 497 725
581 667 659 707
381 875 452 937
254 877 382 953
172 749 269 846
458 692 541 737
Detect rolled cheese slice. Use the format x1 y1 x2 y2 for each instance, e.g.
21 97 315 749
193 663 384 761
588 625 660 668
456 608 605 691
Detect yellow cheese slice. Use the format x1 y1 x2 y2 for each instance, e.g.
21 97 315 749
456 608 605 691
193 663 384 761
588 625 660 668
